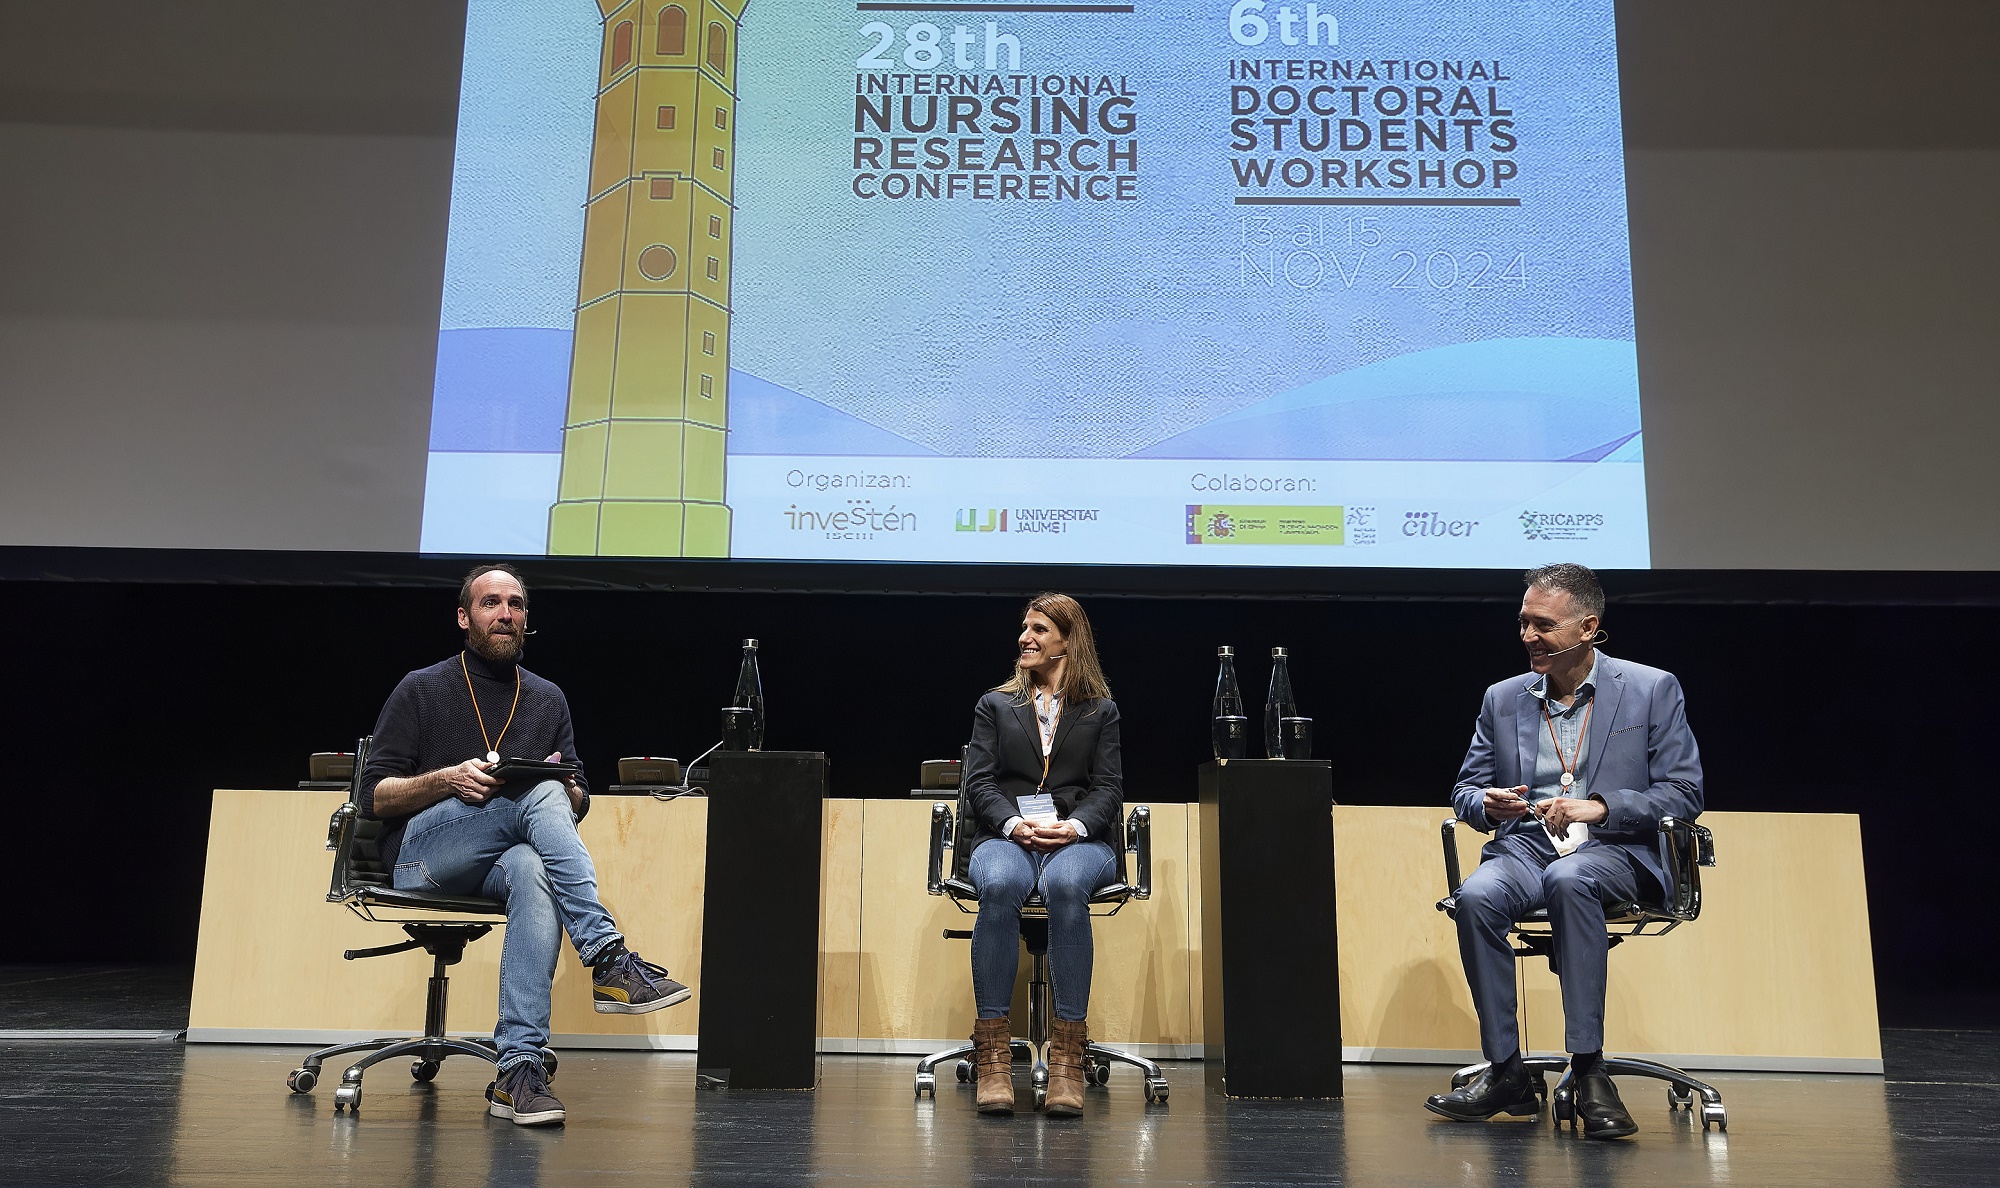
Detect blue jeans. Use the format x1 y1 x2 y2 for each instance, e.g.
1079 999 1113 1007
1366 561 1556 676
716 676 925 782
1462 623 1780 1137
1453 834 1655 1060
968 837 1116 1023
392 779 620 1070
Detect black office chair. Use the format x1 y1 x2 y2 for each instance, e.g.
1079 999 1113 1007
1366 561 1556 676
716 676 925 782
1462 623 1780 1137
1435 816 1727 1132
913 789 1170 1107
284 736 548 1114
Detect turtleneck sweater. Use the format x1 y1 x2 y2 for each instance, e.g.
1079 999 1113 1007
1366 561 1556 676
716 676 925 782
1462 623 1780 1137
359 647 590 870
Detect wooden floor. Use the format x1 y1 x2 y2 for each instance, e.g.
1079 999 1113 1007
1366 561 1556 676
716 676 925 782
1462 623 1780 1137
3 966 1993 1185
0 1039 1992 1186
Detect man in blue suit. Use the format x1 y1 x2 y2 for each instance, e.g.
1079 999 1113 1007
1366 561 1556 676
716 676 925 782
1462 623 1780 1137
1425 563 1703 1140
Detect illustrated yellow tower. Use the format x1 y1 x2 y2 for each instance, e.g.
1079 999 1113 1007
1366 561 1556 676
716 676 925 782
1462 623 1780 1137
549 0 744 556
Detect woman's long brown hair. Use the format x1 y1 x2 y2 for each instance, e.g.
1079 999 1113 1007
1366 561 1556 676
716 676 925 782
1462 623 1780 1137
994 592 1112 706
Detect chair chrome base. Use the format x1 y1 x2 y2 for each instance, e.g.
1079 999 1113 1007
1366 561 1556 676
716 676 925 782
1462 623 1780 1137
1449 1056 1726 1132
285 922 549 1115
913 1037 1035 1097
1086 1041 1171 1105
912 1039 1169 1106
913 949 1169 1106
291 1034 505 1112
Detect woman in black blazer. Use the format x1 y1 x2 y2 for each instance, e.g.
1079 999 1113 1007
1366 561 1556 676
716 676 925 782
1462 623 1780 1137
960 592 1123 1117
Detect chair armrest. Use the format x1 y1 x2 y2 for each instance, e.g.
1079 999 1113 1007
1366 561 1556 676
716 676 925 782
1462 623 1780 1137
1441 818 1464 896
327 734 371 903
926 801 954 895
1125 805 1152 900
1655 817 1714 920
326 803 358 903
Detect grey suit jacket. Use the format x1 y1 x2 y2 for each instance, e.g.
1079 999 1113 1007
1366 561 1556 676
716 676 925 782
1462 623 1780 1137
1450 652 1703 892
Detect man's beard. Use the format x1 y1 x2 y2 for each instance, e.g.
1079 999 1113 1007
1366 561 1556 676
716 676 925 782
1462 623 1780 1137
469 625 524 664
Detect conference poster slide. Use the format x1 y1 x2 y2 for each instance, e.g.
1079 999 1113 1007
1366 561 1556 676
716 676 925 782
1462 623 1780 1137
422 0 1648 568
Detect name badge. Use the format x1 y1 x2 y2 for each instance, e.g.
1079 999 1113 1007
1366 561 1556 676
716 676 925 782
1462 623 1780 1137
1016 792 1058 824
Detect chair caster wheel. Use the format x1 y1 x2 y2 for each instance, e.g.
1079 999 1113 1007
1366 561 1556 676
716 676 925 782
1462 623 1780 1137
411 1060 440 1083
1668 1086 1693 1111
1701 1104 1727 1131
333 1083 362 1112
1086 1057 1111 1086
1145 1078 1169 1105
541 1050 558 1082
915 1073 936 1097
1033 1087 1047 1109
955 1059 972 1084
287 1068 317 1094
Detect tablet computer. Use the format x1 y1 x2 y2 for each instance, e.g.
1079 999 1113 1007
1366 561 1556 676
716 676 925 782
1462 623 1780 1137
488 758 580 785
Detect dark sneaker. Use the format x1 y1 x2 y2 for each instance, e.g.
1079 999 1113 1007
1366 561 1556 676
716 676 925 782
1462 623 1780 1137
487 1061 565 1126
592 950 692 1014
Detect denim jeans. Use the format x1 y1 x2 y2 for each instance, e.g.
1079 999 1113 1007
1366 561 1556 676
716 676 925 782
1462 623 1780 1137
967 837 1116 1023
391 779 620 1070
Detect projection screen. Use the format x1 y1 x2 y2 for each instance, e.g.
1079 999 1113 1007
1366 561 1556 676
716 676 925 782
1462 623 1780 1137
421 0 1649 569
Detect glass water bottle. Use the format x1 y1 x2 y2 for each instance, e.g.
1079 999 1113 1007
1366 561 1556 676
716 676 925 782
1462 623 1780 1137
1212 646 1250 760
1264 647 1298 759
729 638 766 751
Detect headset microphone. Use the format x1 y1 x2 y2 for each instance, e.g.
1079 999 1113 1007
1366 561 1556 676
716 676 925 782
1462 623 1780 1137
1535 629 1607 660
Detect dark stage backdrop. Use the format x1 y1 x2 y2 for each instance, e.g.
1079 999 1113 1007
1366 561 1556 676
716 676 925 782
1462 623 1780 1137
8 579 1991 1028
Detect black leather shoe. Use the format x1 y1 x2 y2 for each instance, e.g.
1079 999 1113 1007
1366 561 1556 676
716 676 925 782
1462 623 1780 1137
1575 1072 1638 1139
1424 1063 1540 1122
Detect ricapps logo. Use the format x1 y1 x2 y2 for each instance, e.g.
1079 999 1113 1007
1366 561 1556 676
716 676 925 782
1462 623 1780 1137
1518 510 1604 541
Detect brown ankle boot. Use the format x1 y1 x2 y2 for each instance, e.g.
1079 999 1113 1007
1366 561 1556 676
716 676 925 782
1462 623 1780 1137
1043 1018 1089 1117
972 1016 1016 1115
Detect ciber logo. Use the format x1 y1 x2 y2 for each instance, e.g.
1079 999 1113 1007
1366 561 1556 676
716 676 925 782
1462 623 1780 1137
1404 510 1478 538
956 508 1102 534
1519 510 1605 541
785 499 915 540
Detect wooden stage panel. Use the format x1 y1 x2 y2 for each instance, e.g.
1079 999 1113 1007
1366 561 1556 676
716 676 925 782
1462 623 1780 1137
845 800 1197 1051
191 792 1880 1069
190 790 709 1045
1333 806 1484 1058
1332 806 1881 1068
818 798 866 1045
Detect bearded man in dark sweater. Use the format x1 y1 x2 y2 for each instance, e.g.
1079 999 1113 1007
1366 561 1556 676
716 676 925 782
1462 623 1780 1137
360 563 688 1126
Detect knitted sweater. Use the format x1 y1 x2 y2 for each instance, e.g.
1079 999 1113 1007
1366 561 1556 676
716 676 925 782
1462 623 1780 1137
359 648 590 869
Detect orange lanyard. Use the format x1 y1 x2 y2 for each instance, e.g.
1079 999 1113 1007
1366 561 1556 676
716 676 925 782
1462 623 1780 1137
462 652 522 761
1035 689 1061 788
1542 694 1592 792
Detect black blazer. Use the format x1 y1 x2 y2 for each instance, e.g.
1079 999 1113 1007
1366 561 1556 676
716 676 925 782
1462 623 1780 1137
963 689 1123 851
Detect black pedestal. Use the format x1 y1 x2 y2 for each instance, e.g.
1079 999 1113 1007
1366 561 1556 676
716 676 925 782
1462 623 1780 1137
695 750 828 1090
1198 759 1342 1098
